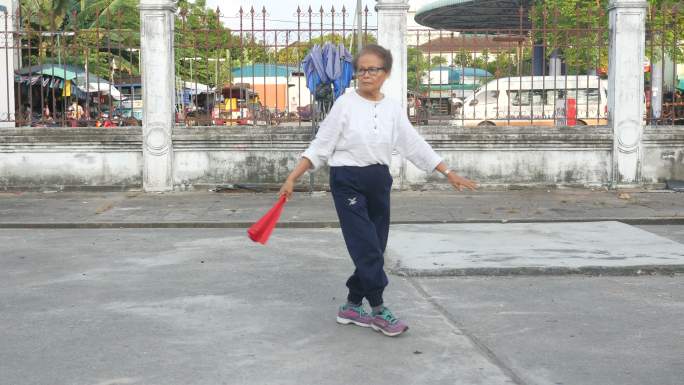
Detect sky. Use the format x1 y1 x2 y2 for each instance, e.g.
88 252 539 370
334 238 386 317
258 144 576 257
200 1 437 31
204 0 380 31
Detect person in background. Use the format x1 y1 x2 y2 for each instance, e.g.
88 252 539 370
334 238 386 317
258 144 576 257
68 100 85 127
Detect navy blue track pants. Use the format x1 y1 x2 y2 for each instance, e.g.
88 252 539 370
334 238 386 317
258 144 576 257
330 164 392 307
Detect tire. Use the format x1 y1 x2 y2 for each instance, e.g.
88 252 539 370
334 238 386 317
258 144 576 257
477 121 496 127
576 120 587 126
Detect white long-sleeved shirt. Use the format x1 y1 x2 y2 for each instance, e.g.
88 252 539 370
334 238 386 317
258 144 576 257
302 90 442 172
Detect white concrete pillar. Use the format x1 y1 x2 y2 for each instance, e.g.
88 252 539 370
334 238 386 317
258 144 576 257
139 0 176 192
376 0 410 189
650 52 676 120
651 56 663 119
608 0 647 187
0 0 17 128
376 0 409 110
661 54 676 92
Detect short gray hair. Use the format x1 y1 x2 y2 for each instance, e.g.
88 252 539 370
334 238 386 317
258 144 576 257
352 44 393 73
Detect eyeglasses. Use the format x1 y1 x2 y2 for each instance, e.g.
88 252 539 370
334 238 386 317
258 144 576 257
356 67 385 77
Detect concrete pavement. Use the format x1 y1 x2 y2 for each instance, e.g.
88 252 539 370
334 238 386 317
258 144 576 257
1 228 682 385
2 188 683 275
387 222 684 276
416 274 684 385
1 189 683 384
1 229 516 385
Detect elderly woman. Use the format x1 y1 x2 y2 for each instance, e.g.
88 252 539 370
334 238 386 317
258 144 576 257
279 44 477 337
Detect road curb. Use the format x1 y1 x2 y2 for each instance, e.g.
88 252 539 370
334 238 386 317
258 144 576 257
1 217 683 229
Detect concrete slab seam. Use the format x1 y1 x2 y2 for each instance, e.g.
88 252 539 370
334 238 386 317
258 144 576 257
406 277 526 385
390 265 684 277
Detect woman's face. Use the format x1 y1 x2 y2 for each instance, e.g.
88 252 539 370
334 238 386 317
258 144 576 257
356 53 389 96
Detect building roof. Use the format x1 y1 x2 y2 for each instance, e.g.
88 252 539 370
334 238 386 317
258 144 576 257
414 0 532 31
232 64 300 78
418 35 521 53
180 81 212 94
17 64 84 81
429 66 493 84
16 64 123 99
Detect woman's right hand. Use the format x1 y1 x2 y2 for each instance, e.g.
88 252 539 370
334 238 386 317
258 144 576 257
279 157 312 200
279 178 294 200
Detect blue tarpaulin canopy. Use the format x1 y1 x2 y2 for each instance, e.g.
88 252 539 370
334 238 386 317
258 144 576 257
15 64 124 100
428 66 493 84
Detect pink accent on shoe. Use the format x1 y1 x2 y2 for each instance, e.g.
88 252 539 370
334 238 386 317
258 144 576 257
371 308 409 337
336 305 373 328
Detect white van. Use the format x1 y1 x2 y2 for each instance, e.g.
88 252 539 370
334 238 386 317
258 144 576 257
452 75 608 126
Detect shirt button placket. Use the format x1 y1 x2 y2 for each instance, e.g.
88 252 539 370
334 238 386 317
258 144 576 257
373 104 378 131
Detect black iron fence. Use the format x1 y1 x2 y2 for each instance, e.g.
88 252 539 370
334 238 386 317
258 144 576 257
1 3 682 128
646 4 684 126
173 5 374 127
2 8 141 128
409 3 612 127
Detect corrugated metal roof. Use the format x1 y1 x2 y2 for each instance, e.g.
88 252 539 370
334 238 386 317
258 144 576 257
431 66 493 80
232 64 300 78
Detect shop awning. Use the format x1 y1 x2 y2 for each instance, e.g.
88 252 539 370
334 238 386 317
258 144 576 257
15 64 124 100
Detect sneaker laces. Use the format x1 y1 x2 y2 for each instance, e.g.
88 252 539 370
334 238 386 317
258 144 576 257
343 304 369 316
378 307 398 324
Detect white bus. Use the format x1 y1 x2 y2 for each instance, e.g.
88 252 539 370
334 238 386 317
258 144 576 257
452 75 608 126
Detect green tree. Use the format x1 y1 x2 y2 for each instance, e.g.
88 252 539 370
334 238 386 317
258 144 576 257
77 0 139 30
21 0 71 30
483 51 521 78
529 1 608 74
19 0 140 79
430 56 447 67
175 0 236 86
275 33 377 65
530 0 684 74
646 1 684 60
408 46 430 92
75 0 141 79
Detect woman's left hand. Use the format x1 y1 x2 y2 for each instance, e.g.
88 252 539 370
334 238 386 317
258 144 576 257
447 172 478 192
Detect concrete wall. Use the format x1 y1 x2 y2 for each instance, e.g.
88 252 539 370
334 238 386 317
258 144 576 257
407 126 613 188
1 125 682 191
642 126 684 183
0 128 142 190
173 126 616 189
